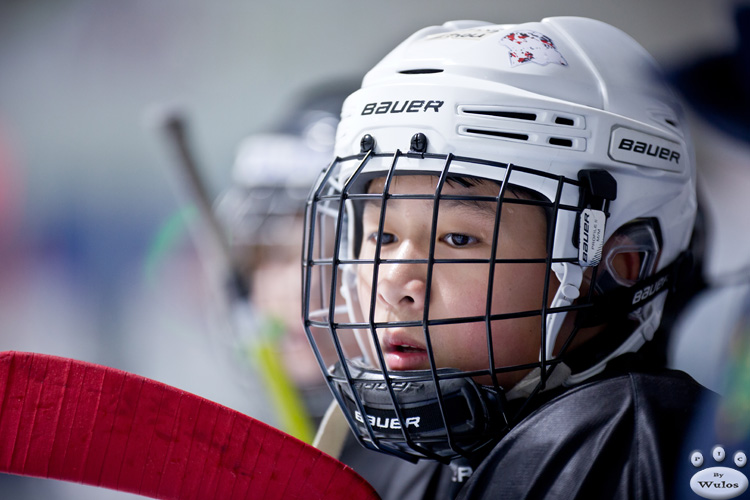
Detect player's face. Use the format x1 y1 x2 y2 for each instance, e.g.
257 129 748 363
249 217 319 384
251 218 304 331
356 175 554 387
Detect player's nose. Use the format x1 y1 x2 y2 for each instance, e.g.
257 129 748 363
374 241 428 312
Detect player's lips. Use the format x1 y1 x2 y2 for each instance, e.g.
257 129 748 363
381 331 429 371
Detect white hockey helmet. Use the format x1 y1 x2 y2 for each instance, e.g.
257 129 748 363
303 17 696 461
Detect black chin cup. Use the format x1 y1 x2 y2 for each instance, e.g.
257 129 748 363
330 359 506 462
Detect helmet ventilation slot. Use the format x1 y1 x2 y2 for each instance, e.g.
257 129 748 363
549 137 573 147
554 116 575 126
465 129 528 141
461 107 585 128
464 109 537 121
459 107 587 148
398 68 444 74
461 127 584 150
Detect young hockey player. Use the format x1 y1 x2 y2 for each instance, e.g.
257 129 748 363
302 17 710 499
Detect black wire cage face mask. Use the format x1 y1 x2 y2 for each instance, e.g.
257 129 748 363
302 149 616 463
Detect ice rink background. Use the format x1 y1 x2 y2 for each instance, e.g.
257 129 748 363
0 1 747 497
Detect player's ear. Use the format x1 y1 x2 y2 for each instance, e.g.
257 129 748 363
608 250 642 283
577 232 644 298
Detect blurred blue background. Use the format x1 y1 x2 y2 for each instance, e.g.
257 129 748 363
0 0 746 497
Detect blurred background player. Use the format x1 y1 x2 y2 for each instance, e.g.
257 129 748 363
213 80 357 441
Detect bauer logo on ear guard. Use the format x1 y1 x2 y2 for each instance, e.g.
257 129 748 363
579 209 606 266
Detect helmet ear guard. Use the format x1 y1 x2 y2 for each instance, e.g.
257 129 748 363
562 218 693 385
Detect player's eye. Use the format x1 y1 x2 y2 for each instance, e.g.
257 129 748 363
367 232 397 245
442 233 477 247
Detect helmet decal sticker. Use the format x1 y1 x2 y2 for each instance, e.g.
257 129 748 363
500 31 569 67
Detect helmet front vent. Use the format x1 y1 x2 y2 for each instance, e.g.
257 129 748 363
549 137 574 147
398 68 444 74
465 128 529 142
464 109 537 121
458 105 588 151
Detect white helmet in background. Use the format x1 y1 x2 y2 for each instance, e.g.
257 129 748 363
217 83 355 253
302 17 697 462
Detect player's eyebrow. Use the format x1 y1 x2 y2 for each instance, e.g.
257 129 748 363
361 175 515 221
436 198 498 219
362 196 498 220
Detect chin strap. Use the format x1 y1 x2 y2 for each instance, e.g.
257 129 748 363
506 362 572 401
0 351 377 500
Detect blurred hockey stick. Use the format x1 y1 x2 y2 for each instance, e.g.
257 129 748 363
0 351 378 499
158 111 247 299
154 110 314 443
